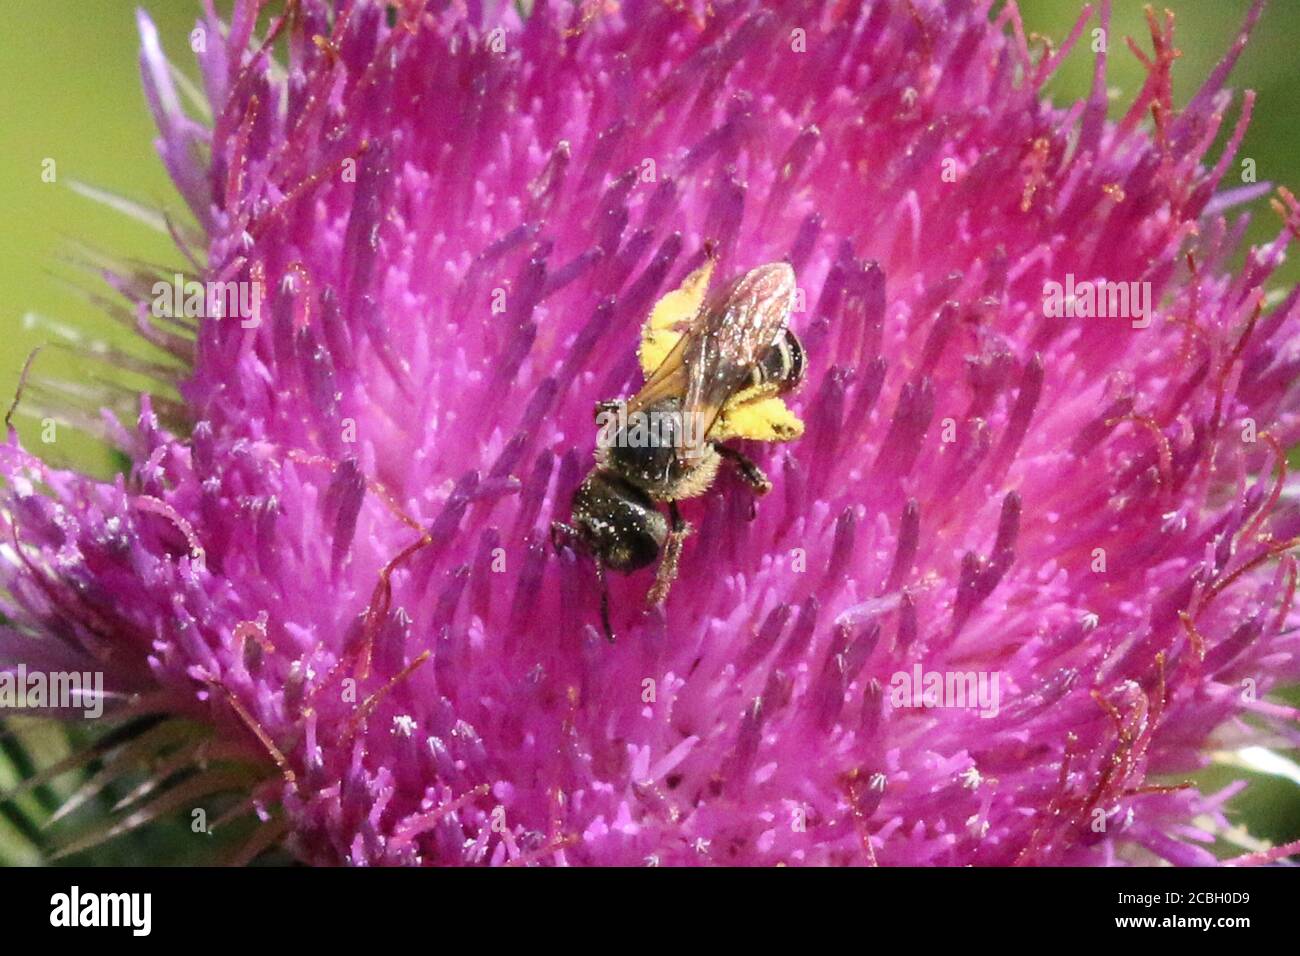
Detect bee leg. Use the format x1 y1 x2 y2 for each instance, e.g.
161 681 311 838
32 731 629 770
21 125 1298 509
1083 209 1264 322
647 501 692 607
593 559 616 643
714 443 772 496
593 399 622 421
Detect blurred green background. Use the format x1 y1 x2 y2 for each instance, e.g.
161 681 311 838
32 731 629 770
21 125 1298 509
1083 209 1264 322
1 0 1298 863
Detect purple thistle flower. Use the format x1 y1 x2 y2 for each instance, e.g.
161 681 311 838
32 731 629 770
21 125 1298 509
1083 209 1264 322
3 0 1300 866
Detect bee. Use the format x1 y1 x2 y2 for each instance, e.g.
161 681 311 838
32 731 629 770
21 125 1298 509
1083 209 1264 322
551 253 808 639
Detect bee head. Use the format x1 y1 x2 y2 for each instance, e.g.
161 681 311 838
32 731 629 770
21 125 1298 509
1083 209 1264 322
569 471 668 572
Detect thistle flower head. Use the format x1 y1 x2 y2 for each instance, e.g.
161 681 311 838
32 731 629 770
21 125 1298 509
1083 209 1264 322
3 0 1300 866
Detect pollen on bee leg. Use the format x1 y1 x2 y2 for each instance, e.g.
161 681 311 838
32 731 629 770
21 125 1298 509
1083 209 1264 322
647 520 693 608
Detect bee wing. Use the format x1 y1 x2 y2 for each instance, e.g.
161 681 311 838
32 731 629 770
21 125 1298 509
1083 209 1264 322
626 262 796 458
626 326 693 413
626 259 717 412
677 262 796 456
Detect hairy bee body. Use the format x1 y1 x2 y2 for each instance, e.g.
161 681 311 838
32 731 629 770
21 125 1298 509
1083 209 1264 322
595 397 717 501
567 470 667 573
553 258 808 638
